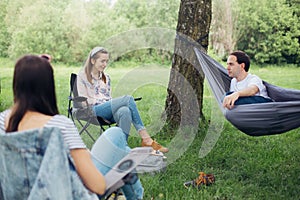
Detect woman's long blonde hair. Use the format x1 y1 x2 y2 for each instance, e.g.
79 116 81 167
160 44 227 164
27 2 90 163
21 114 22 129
84 47 108 84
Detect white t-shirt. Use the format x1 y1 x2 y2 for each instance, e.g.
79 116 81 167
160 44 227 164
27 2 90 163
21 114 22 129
230 73 269 99
0 110 86 150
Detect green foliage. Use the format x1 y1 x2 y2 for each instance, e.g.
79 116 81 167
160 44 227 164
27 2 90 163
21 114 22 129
210 0 300 64
0 0 299 64
113 0 179 28
6 0 71 61
0 0 10 57
0 0 180 64
0 58 14 111
234 0 300 64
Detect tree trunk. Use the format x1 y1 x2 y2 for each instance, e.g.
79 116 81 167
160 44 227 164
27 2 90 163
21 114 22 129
165 0 212 129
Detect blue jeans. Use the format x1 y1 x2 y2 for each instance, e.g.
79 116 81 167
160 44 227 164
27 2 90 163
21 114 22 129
91 127 144 200
225 91 273 105
92 95 145 138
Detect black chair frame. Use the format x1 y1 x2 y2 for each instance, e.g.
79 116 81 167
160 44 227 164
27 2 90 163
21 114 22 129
68 73 142 142
68 73 114 142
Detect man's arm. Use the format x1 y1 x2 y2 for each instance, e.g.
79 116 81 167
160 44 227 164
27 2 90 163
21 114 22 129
223 85 259 109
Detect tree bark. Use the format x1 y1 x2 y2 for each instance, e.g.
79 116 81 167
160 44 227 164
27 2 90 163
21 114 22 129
165 0 212 129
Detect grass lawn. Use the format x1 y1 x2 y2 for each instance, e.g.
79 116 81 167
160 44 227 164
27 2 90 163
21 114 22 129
0 58 299 199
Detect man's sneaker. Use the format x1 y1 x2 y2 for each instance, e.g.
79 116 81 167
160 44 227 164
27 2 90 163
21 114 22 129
141 140 169 153
184 172 215 189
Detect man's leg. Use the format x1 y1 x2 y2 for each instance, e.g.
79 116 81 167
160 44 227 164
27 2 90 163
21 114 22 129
235 96 273 105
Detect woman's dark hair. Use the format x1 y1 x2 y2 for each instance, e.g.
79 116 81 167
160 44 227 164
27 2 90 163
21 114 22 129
6 55 59 132
230 51 251 72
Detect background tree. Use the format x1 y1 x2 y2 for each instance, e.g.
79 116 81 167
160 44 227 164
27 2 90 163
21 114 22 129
235 0 300 64
210 0 300 64
210 0 237 59
6 0 71 62
62 0 91 63
111 0 180 62
0 0 298 64
165 0 212 129
0 0 10 57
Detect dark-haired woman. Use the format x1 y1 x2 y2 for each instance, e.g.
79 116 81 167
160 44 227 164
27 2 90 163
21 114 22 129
0 55 144 200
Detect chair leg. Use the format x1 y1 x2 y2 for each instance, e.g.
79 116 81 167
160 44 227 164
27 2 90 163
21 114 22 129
100 124 109 132
104 188 123 200
76 119 96 142
73 117 111 143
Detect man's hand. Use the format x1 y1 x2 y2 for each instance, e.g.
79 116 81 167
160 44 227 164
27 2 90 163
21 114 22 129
222 92 239 109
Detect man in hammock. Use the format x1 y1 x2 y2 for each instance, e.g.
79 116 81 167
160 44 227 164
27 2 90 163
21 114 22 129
222 51 273 109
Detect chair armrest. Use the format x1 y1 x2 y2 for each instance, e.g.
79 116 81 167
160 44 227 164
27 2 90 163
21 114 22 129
134 97 142 101
73 96 88 102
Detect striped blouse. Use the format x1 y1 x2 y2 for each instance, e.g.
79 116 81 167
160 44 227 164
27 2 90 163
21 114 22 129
0 110 86 150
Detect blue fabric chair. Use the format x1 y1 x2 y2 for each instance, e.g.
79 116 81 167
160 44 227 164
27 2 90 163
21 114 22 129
0 127 98 200
0 127 155 200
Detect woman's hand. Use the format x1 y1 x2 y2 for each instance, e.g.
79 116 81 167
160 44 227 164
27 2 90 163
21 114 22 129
70 149 106 195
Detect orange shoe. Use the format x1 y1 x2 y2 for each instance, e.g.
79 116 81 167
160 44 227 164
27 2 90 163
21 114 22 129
141 140 169 153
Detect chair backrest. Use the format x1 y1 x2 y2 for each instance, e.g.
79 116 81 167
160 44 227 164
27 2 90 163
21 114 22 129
70 73 88 110
0 127 97 200
70 73 79 98
68 73 84 118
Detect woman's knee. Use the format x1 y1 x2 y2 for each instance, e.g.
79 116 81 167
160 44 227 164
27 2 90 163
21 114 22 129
117 106 131 118
103 127 126 140
91 127 128 156
103 127 127 145
125 95 137 109
91 127 130 173
122 95 134 103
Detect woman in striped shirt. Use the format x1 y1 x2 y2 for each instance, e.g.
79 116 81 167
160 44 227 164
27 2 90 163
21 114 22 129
0 55 144 200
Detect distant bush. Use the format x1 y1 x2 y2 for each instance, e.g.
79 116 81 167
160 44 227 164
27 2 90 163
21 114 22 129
0 0 298 64
211 0 299 64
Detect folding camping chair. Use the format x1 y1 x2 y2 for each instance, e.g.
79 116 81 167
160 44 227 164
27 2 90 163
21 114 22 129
67 73 142 142
0 127 153 200
67 73 114 142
